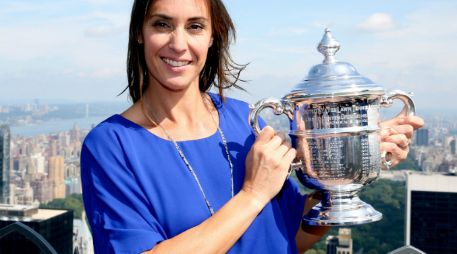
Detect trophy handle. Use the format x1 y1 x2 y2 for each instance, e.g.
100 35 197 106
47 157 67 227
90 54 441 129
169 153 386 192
380 90 416 169
380 90 416 117
249 98 294 135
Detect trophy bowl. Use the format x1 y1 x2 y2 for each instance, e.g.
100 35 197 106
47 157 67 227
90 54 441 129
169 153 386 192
249 29 415 226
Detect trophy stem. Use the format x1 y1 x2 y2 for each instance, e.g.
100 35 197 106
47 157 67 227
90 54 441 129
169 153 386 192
302 190 382 226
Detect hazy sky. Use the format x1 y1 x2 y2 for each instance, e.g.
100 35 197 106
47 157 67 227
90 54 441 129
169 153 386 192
1 0 456 112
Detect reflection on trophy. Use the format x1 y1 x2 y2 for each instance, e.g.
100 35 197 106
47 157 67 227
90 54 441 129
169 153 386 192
249 29 415 226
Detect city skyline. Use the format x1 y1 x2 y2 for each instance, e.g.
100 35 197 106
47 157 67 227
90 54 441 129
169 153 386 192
0 0 456 111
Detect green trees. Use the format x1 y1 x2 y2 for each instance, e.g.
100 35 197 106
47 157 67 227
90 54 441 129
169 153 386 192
40 193 84 219
394 154 420 171
352 179 406 253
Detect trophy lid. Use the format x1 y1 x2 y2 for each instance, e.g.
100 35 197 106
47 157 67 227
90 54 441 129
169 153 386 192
284 28 385 100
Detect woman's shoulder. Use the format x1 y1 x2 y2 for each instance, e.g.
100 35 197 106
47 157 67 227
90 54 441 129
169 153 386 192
83 114 140 149
209 93 251 114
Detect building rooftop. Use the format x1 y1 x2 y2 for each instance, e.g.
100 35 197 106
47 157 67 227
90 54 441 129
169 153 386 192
0 203 68 222
407 171 457 193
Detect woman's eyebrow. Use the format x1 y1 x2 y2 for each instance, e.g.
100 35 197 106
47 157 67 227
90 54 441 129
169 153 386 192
148 13 172 20
188 17 209 23
148 13 208 22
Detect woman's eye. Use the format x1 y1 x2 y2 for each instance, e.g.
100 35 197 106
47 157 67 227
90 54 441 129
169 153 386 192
153 21 172 31
188 23 204 32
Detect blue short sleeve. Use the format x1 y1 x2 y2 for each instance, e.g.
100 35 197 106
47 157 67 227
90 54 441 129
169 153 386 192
81 127 166 254
277 178 306 240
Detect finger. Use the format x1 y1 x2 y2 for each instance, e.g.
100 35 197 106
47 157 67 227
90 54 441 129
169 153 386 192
404 115 425 130
381 141 408 166
284 148 297 163
275 141 292 158
380 115 424 130
379 127 398 139
267 134 285 149
391 124 414 139
383 134 409 149
276 131 292 146
256 126 275 143
379 118 398 129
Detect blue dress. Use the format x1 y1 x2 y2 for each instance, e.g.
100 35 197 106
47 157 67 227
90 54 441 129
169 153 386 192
81 94 305 254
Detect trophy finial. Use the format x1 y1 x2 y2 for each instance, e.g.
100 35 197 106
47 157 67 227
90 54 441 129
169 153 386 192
317 28 340 64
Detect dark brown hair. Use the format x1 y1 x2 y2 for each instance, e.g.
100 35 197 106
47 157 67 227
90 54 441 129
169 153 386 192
122 0 246 103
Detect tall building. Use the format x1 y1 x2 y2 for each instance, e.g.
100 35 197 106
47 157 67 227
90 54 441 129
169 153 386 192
0 125 11 203
414 128 429 146
73 211 94 254
0 204 73 253
450 139 456 155
48 156 65 199
326 228 353 254
406 172 457 253
31 176 53 203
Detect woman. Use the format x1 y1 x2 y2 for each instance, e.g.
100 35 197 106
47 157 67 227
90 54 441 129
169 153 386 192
80 0 424 253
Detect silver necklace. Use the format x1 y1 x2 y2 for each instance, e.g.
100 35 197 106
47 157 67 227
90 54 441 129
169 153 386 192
141 97 234 215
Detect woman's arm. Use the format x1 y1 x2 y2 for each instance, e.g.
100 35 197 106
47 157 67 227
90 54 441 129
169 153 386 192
145 126 296 254
145 189 265 254
295 193 330 253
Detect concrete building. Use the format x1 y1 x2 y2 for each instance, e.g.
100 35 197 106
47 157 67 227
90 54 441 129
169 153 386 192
326 228 353 254
415 128 429 146
48 155 65 199
0 125 11 203
406 172 457 253
450 139 456 155
31 176 53 203
73 211 94 254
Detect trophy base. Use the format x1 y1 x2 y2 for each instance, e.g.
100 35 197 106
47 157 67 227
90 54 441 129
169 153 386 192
302 195 382 226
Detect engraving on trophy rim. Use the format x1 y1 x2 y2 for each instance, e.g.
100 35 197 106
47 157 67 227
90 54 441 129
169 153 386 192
291 98 381 132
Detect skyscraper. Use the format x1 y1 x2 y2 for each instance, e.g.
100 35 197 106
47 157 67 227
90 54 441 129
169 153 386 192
450 139 456 155
414 128 429 146
48 155 65 199
406 172 457 253
0 125 10 204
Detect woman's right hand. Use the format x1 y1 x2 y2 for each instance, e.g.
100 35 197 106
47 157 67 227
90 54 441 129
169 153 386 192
242 126 297 206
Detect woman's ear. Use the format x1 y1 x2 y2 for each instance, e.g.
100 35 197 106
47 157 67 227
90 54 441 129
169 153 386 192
209 37 213 47
137 33 144 44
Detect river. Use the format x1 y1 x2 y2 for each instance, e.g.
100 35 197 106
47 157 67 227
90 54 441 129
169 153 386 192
10 116 108 137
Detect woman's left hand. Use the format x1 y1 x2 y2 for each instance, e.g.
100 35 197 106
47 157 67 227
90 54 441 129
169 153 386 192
379 115 424 169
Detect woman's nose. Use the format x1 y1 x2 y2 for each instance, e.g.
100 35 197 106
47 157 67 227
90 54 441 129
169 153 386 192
168 29 187 52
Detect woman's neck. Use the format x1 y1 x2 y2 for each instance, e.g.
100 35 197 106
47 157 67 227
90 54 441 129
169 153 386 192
139 85 219 141
145 85 206 123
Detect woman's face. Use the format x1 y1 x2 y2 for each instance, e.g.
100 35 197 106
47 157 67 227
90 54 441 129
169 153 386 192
141 0 213 93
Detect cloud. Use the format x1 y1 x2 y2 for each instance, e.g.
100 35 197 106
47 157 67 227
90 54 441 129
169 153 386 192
357 13 396 32
346 5 457 110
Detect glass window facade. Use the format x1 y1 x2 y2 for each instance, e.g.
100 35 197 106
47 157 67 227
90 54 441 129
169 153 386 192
410 190 457 253
0 210 73 254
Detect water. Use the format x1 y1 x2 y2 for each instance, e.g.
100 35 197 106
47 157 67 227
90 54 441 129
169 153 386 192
10 116 109 137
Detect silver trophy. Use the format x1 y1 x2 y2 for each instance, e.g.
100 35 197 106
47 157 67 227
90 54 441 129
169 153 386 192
249 29 415 226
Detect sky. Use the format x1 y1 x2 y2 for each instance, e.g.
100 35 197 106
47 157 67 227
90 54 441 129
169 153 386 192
0 0 456 113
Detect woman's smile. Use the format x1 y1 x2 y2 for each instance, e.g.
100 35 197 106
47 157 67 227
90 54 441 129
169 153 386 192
161 57 192 68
